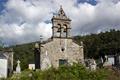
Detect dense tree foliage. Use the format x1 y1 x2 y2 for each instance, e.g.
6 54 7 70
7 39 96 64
74 29 120 59
11 43 35 70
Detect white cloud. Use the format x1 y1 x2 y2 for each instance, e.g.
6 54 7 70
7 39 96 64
6 0 53 22
0 0 120 45
71 0 120 35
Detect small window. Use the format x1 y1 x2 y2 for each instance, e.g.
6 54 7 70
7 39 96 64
61 47 65 52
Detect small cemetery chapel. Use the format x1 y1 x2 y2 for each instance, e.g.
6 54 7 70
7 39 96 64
0 49 13 78
36 7 84 70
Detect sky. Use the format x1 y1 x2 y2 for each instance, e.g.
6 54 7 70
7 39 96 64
0 0 120 46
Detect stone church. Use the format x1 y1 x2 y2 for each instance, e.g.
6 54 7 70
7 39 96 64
40 7 84 70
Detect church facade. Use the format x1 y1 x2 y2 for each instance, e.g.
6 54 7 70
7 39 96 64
40 7 84 70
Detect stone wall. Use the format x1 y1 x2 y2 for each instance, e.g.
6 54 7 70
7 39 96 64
41 38 84 69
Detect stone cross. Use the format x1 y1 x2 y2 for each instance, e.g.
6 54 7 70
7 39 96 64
16 60 21 73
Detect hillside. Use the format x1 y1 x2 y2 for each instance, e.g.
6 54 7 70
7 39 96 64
11 43 35 70
74 29 120 58
11 29 120 70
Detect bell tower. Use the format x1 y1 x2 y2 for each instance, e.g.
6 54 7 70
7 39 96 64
51 6 71 38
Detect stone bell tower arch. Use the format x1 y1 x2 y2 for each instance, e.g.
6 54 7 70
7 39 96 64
51 6 71 38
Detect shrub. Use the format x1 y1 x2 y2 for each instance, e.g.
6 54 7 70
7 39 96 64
7 63 110 80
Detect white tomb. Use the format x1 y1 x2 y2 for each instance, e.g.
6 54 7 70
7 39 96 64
29 64 35 70
0 53 8 78
0 50 13 78
0 58 7 78
108 57 114 65
103 55 115 67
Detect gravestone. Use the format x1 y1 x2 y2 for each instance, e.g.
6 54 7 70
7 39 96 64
85 59 97 70
16 60 21 73
108 56 114 65
89 59 97 70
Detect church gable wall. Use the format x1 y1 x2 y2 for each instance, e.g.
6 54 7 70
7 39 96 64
41 38 84 68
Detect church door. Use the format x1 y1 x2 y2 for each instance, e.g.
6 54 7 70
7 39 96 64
59 59 68 66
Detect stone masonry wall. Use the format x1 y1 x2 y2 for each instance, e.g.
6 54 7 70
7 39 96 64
41 38 84 68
